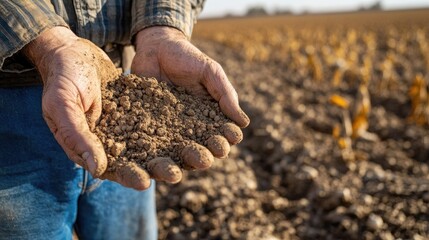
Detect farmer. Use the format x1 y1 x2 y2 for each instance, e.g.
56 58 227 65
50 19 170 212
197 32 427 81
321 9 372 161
0 1 249 239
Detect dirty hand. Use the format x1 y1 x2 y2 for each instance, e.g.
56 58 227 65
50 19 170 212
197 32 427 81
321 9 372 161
24 26 149 190
132 27 249 127
131 26 250 181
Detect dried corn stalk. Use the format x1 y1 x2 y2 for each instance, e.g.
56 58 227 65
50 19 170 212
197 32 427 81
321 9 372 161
377 53 399 93
408 73 429 125
352 84 378 141
330 94 354 160
330 94 350 109
331 60 348 87
306 46 323 82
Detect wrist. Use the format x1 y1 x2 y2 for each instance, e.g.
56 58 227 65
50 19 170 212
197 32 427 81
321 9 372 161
23 26 78 78
134 26 186 52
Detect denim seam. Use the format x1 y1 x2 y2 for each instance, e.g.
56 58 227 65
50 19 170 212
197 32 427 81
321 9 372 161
80 170 88 195
84 179 103 193
80 170 104 194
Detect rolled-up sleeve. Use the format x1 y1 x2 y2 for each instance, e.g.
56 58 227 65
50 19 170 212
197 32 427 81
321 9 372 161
131 0 205 39
0 1 68 70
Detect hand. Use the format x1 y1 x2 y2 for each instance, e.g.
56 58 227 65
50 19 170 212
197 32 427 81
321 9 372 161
131 27 250 180
132 27 249 127
24 27 150 190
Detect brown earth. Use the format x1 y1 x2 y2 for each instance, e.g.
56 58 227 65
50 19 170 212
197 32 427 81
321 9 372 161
154 10 429 240
94 74 241 180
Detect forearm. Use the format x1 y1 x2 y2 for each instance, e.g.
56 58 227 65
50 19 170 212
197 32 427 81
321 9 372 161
0 0 68 70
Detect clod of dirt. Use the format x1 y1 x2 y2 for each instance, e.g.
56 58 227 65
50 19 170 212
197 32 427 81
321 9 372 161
94 74 241 176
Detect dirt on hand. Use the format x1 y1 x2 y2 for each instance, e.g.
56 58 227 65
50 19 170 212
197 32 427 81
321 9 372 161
94 74 242 180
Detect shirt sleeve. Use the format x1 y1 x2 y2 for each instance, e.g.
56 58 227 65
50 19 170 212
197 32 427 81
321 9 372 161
0 0 68 71
131 0 205 39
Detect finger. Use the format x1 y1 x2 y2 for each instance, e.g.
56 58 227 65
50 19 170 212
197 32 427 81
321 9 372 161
180 143 214 170
102 163 151 191
206 135 230 159
202 60 250 128
147 157 182 184
42 95 107 177
221 123 243 145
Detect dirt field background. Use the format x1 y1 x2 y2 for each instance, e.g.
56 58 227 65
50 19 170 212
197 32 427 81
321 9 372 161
156 10 429 239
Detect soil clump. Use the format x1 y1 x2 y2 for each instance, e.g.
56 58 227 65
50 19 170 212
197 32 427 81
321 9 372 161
94 74 240 174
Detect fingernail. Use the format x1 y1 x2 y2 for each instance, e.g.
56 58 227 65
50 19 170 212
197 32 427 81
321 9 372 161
82 152 90 160
239 110 250 128
82 151 97 174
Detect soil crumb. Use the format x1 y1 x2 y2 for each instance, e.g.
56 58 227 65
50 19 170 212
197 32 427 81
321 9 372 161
94 74 234 172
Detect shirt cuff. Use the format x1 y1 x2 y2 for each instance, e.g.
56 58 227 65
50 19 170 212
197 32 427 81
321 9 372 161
0 0 68 71
131 0 205 39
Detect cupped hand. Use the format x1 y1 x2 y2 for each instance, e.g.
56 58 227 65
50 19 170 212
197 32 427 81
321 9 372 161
132 27 249 127
131 26 250 182
24 27 150 190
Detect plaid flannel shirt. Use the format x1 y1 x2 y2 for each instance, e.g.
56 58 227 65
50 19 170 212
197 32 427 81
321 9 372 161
0 0 205 71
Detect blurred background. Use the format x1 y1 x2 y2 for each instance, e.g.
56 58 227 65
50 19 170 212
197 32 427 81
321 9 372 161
200 0 429 18
156 1 429 240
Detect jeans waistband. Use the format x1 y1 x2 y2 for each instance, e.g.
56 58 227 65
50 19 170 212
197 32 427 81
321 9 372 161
0 70 42 87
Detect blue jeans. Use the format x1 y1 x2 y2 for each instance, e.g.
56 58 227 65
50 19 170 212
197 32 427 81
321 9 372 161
0 86 157 240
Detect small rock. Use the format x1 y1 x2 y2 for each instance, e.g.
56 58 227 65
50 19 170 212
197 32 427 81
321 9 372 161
413 234 426 240
137 139 145 148
106 139 114 148
363 194 373 205
301 166 319 180
112 112 121 120
130 132 139 140
209 110 217 119
180 191 207 213
341 188 352 203
185 109 195 116
176 104 185 112
349 204 369 219
186 129 193 136
379 231 394 240
365 165 386 181
111 142 126 157
246 179 257 190
422 192 429 202
272 197 289 209
103 101 117 113
156 128 166 136
143 142 151 151
367 213 383 231
203 109 209 117
113 126 122 135
119 96 131 110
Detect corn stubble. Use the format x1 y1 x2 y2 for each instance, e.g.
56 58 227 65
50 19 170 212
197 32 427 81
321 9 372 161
153 11 429 240
196 13 429 160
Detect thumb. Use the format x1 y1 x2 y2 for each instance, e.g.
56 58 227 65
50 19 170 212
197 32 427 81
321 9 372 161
43 92 107 177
